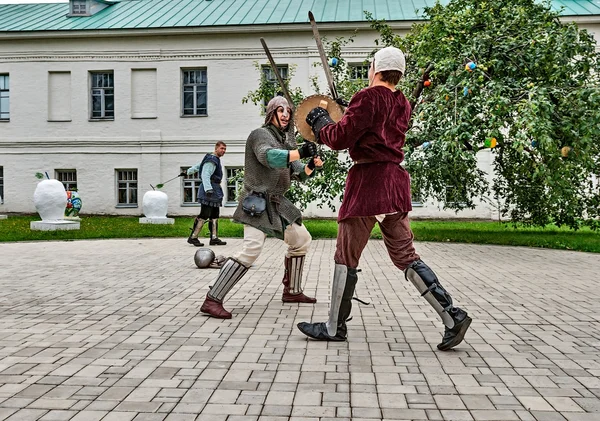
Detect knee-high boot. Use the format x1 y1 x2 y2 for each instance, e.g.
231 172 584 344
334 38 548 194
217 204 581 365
187 217 205 247
297 264 357 341
200 257 249 319
405 260 472 350
281 255 316 303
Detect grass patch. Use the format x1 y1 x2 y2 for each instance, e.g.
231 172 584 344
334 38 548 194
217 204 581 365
1 215 599 253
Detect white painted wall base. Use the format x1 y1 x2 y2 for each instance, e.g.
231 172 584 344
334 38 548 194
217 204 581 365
0 215 7 220
30 220 80 230
139 217 174 224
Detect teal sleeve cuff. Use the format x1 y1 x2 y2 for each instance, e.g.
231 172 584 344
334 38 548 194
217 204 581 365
297 166 310 181
266 149 290 168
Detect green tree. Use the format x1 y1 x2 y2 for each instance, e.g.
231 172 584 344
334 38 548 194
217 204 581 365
243 0 600 228
374 0 600 229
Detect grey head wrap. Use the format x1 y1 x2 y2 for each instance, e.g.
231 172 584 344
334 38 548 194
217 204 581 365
264 96 292 131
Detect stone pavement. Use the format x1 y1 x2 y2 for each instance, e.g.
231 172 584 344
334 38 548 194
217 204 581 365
0 238 599 421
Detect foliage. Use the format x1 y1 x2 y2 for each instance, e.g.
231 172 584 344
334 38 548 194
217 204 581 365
371 0 600 229
241 0 600 229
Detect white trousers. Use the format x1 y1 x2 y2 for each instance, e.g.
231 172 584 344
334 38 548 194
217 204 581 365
234 223 312 267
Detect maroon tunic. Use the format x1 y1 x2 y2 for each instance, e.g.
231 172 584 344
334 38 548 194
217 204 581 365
320 85 413 221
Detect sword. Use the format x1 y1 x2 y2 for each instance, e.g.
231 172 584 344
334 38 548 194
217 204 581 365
260 37 295 112
308 11 339 100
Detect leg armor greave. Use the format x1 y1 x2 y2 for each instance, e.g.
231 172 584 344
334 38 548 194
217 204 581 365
284 255 305 294
190 217 205 239
208 257 249 302
404 260 468 329
209 219 227 245
326 264 358 338
282 256 317 303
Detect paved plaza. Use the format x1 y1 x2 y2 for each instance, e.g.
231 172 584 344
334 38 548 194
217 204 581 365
0 238 599 421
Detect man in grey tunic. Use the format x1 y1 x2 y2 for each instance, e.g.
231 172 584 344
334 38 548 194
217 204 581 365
200 96 322 319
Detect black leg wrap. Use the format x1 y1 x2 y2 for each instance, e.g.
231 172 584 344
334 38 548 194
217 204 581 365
405 260 472 350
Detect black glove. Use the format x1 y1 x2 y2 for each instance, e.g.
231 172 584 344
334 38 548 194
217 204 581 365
298 141 317 159
307 158 317 170
335 97 349 107
305 107 334 142
179 171 187 177
205 189 214 197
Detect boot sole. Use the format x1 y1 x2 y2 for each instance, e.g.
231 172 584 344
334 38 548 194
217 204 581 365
200 308 232 319
282 296 317 304
297 323 346 342
437 316 472 351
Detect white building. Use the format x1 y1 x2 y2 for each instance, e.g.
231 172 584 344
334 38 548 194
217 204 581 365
1 0 599 219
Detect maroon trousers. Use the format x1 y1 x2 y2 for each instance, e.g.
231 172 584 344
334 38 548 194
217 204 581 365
334 212 420 270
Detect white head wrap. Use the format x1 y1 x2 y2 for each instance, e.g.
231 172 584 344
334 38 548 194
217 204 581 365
374 46 406 75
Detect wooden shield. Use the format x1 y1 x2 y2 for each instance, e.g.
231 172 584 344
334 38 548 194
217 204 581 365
295 94 344 142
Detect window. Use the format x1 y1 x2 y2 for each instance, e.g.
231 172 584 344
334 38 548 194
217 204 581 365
182 69 207 116
0 166 4 204
0 75 9 121
445 185 467 206
349 63 369 81
91 72 114 120
411 191 423 207
71 0 87 15
181 167 201 205
261 64 288 106
226 168 243 204
56 169 77 191
116 169 137 206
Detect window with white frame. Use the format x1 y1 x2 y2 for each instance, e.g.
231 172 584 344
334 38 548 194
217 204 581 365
116 169 137 206
261 65 288 106
0 166 4 204
445 185 467 206
349 63 369 81
0 75 9 121
411 191 423 207
71 0 87 15
181 167 201 205
56 169 77 191
226 168 243 204
182 69 207 116
90 72 114 120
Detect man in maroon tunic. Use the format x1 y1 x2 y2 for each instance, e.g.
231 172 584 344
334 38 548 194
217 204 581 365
297 47 472 351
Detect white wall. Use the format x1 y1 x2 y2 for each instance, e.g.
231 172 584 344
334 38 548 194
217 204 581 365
3 21 593 219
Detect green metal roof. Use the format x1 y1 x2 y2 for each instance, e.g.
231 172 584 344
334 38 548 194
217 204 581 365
0 0 599 33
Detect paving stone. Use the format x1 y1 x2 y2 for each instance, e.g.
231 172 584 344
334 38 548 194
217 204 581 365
0 239 598 420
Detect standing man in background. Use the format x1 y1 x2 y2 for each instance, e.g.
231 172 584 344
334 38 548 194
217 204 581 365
186 141 228 247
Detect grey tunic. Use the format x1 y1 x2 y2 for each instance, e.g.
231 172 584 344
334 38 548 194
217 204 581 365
233 125 307 239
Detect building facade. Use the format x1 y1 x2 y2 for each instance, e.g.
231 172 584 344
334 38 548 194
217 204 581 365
1 0 599 219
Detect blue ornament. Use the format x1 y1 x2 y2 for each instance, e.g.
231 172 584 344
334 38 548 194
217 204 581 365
463 86 469 96
328 57 339 67
531 140 538 148
422 141 431 149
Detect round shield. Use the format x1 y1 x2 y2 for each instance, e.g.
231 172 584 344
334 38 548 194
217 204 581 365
294 95 345 142
194 248 216 269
